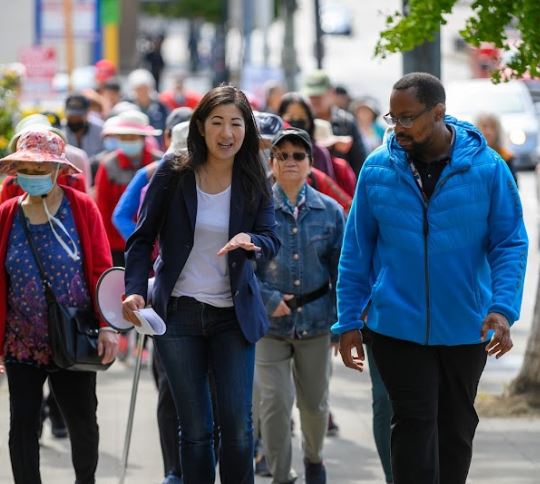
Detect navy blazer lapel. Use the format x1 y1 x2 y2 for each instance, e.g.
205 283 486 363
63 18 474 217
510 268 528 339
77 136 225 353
229 162 244 239
181 170 197 233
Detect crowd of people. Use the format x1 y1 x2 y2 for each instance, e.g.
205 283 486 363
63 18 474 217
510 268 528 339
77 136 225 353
0 63 528 484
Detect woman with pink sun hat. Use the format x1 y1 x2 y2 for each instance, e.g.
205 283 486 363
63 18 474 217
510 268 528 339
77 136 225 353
94 110 163 266
0 128 117 483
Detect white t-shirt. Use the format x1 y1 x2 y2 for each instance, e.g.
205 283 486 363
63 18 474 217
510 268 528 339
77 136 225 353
172 184 233 307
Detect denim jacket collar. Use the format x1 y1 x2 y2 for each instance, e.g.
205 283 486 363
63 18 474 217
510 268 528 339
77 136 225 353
273 183 326 215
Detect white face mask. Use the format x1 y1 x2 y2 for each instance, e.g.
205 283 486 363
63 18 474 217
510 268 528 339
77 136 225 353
41 198 80 262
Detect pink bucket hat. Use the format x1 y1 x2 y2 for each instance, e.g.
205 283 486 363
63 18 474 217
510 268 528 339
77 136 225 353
102 110 162 137
0 128 82 175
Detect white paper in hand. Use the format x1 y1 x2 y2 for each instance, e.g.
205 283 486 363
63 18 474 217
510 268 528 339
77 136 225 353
133 308 166 335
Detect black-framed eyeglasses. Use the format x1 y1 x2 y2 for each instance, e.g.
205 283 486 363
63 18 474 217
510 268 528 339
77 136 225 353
274 151 309 162
383 106 432 128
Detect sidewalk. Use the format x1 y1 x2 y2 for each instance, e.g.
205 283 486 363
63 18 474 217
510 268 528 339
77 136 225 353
0 174 539 483
1 352 539 484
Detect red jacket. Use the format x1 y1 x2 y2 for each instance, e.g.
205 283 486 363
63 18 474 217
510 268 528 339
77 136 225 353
331 156 357 197
158 90 202 111
95 147 160 252
0 186 113 356
0 173 86 204
308 167 352 214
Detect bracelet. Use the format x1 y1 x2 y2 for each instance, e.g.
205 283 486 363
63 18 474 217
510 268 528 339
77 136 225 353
99 327 119 334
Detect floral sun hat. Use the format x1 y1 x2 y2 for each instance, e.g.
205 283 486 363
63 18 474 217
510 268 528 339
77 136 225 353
8 113 67 153
0 128 82 175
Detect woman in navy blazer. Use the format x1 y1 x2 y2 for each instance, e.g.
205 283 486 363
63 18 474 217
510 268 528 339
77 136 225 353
122 86 280 484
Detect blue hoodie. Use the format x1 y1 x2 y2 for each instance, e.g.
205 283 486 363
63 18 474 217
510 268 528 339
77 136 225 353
331 116 528 346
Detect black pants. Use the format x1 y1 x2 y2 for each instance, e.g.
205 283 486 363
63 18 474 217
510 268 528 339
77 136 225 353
6 363 99 484
45 380 67 429
371 333 487 484
152 349 182 478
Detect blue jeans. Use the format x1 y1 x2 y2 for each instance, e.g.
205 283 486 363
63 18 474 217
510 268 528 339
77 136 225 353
154 296 255 484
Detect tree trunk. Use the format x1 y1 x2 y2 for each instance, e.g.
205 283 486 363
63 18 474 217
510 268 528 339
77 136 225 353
508 280 540 401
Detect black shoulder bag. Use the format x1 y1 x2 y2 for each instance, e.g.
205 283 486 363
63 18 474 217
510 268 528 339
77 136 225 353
18 200 112 372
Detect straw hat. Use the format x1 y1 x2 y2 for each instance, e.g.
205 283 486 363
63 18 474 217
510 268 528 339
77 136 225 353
101 110 162 137
0 128 81 175
8 114 66 153
313 118 352 149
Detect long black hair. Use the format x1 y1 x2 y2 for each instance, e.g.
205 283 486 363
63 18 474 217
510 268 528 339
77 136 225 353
172 84 270 204
277 92 316 139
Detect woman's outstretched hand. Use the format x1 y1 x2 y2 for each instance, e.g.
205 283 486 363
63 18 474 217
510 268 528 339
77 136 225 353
217 232 261 256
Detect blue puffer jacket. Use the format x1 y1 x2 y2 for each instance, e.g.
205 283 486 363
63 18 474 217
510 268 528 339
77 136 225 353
331 116 528 346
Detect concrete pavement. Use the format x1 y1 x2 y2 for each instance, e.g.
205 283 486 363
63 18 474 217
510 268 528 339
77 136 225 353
1 173 539 483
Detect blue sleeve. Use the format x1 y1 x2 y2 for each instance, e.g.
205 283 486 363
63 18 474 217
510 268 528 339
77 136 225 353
125 161 176 300
332 166 378 334
245 183 281 261
486 156 528 324
112 167 150 241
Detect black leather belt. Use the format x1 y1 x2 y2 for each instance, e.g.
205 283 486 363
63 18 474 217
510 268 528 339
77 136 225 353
285 283 330 311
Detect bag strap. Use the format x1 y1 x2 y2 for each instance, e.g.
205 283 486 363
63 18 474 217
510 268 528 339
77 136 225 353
17 198 57 302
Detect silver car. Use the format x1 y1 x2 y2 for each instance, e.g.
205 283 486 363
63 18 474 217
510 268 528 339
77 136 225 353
446 79 540 168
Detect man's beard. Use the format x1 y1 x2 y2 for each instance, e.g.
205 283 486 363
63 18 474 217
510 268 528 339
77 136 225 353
396 134 425 157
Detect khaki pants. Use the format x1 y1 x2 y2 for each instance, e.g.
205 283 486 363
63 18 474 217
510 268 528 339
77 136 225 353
255 334 331 484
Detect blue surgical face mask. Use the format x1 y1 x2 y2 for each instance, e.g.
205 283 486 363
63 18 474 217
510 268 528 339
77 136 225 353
103 136 120 152
16 170 56 197
118 139 144 158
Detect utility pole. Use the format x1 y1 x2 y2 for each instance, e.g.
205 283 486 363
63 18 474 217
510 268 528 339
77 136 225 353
242 0 254 67
313 0 324 69
62 0 75 92
212 0 229 86
119 0 139 73
402 0 441 78
281 0 298 91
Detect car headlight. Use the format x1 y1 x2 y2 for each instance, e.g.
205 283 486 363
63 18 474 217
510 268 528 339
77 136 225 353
509 129 527 145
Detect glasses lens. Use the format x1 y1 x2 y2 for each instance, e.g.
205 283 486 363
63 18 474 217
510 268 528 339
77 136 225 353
276 152 307 162
399 117 413 128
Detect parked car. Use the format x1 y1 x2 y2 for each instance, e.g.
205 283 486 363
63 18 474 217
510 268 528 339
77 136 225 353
446 79 540 168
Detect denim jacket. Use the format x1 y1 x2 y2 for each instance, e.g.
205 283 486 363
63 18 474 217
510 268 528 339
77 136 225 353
256 183 345 339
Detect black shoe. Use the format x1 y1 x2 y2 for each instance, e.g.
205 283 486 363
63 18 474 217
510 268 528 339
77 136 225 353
255 454 272 477
51 422 68 439
304 459 326 484
326 412 339 437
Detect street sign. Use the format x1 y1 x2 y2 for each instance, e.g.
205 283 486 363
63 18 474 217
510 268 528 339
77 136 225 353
36 0 99 42
19 45 58 101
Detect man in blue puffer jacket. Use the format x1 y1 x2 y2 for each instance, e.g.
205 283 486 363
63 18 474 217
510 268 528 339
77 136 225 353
332 72 528 484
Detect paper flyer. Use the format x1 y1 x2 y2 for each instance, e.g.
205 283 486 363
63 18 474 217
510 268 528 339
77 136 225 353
133 308 166 336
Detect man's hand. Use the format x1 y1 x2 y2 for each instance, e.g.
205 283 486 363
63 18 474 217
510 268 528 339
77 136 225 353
217 232 261 256
481 312 513 359
122 294 146 326
271 295 294 317
339 329 365 372
98 330 119 365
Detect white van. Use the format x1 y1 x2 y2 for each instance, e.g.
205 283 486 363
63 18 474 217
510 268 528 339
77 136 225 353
446 79 540 168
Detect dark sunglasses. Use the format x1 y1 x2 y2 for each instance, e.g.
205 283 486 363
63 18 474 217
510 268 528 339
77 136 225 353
274 151 309 162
